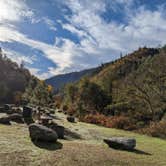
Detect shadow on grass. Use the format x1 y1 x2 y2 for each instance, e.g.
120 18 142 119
64 128 82 140
129 149 152 155
32 140 63 151
111 148 152 156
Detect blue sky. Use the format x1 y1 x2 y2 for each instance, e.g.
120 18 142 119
0 0 166 79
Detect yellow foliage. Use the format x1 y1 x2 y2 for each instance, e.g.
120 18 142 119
47 85 53 92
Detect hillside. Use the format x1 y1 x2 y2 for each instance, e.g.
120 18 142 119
60 46 166 138
0 48 31 104
0 112 166 166
0 48 53 106
45 68 98 91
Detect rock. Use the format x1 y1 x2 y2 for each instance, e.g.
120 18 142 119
40 115 53 126
49 123 64 139
9 113 24 123
67 116 75 123
29 123 58 142
0 116 11 125
50 110 55 114
57 109 62 113
12 107 22 113
104 137 136 150
23 106 32 117
0 107 4 113
4 104 12 111
23 106 34 125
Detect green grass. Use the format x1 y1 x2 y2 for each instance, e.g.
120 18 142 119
0 112 166 166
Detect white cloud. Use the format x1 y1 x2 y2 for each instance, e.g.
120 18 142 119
1 0 166 79
3 49 36 65
0 0 34 24
43 17 57 31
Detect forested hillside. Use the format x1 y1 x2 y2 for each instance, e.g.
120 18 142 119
0 48 53 106
60 46 166 138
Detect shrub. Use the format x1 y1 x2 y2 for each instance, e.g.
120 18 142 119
139 120 166 139
81 113 135 130
82 113 107 125
62 105 68 111
106 116 136 130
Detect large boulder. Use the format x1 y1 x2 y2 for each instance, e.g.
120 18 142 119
9 113 24 123
23 106 32 117
49 123 64 139
23 106 34 125
0 116 11 125
104 137 136 150
67 116 75 123
29 123 58 142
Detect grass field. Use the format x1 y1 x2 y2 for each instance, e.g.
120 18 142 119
0 112 166 166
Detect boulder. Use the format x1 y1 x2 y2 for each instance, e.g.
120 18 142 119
29 123 58 142
67 116 75 123
50 110 55 114
12 107 22 113
0 107 4 113
9 113 24 123
23 106 34 125
104 137 136 150
57 109 62 113
0 116 11 125
49 123 64 139
4 104 12 111
23 106 32 118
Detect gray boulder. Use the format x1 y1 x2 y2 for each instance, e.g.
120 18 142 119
67 116 75 123
104 137 136 150
23 106 32 118
29 123 58 142
9 113 24 123
49 123 64 139
0 116 11 125
4 104 12 111
23 106 34 124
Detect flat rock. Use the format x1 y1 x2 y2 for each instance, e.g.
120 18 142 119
29 123 58 142
0 116 11 125
104 137 136 150
9 113 24 123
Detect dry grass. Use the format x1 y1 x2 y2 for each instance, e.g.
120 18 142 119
0 112 166 166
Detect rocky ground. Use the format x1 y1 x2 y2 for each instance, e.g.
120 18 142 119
0 112 166 166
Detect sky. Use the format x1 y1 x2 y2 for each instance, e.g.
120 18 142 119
0 0 166 79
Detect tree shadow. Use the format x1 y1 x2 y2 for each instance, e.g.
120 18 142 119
64 128 82 140
32 140 63 151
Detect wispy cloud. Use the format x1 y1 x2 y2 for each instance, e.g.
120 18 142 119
0 0 166 79
0 0 34 24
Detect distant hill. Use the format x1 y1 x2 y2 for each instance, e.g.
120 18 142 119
45 68 98 91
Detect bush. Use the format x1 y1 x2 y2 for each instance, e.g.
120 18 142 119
106 116 136 130
62 105 68 111
81 113 135 130
139 120 166 139
82 113 107 126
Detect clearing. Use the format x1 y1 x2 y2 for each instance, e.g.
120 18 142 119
0 112 166 166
